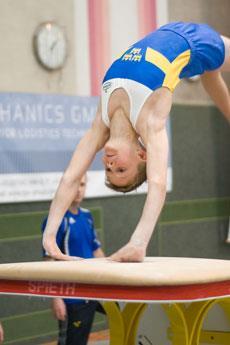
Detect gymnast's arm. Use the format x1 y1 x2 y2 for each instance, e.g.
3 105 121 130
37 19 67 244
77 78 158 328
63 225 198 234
131 120 168 247
43 104 109 260
110 91 172 262
201 70 230 123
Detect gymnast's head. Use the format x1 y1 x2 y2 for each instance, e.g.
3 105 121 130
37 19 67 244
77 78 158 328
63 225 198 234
102 139 147 193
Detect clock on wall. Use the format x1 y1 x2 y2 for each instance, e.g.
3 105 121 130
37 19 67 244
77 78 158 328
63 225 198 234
34 22 67 70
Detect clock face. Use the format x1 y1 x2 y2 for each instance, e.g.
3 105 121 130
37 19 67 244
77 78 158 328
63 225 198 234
34 22 67 70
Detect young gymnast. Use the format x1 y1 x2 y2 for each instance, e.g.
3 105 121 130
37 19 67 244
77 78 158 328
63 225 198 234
43 22 230 262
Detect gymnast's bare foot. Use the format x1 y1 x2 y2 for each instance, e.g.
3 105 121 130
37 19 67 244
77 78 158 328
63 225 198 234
109 242 146 262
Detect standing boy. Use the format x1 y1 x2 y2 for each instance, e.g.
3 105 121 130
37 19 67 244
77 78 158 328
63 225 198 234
42 174 104 345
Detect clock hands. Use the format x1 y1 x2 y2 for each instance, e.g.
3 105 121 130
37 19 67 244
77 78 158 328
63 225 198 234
50 40 58 51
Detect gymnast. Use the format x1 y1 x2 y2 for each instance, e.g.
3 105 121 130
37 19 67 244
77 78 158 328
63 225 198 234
43 22 230 263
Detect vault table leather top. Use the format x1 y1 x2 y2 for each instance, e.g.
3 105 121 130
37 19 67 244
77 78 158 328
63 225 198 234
0 257 230 286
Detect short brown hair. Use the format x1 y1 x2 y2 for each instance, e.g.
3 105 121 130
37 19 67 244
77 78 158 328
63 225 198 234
105 162 147 193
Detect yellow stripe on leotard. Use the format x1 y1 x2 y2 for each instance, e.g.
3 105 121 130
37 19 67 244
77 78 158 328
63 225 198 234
145 48 191 91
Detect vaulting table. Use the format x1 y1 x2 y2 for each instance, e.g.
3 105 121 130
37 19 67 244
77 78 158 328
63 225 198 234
0 257 230 345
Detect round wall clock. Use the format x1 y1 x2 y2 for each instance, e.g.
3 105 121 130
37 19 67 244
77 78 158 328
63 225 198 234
34 22 67 70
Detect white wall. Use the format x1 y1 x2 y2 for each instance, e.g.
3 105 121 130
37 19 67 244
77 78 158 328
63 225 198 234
0 0 76 94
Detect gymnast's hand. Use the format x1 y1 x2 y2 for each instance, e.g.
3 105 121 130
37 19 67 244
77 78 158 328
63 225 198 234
109 241 146 262
43 233 78 261
52 298 67 321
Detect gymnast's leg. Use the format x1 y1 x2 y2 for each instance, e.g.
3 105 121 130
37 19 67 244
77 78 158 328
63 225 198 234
200 35 230 122
220 35 230 71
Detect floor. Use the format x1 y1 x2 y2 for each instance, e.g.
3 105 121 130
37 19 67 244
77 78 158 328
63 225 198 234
88 330 109 345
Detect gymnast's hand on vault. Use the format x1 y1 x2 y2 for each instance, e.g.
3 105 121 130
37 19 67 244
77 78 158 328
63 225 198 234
109 242 146 262
43 234 79 261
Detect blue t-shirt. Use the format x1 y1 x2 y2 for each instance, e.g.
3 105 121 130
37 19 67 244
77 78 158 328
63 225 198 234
41 208 101 304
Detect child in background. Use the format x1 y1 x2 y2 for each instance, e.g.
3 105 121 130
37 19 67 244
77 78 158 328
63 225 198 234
42 174 104 345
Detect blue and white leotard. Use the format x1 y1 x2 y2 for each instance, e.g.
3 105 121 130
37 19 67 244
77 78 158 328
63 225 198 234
102 22 225 128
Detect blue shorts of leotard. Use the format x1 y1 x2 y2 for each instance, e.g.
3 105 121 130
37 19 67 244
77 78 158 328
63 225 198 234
103 22 225 92
163 22 225 77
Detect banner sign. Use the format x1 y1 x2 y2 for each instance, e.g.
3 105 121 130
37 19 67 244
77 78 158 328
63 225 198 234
0 92 172 202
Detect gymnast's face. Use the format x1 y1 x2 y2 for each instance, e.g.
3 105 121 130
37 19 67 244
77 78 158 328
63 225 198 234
102 142 146 187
